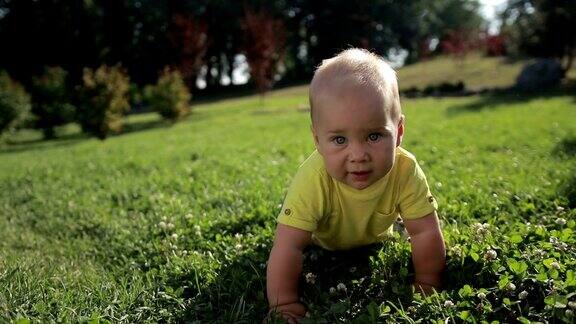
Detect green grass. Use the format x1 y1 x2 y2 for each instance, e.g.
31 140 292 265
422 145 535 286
1 87 576 322
397 52 576 91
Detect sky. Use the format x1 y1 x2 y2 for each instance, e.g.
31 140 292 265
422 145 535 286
480 0 508 33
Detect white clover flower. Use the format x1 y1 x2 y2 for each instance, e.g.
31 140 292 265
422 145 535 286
450 245 463 257
329 287 336 294
518 290 528 299
305 272 316 284
185 213 194 220
337 283 347 293
158 221 167 229
477 292 486 299
534 249 546 258
235 244 243 250
566 309 574 317
472 223 490 236
182 250 188 256
484 249 498 261
506 283 516 291
443 300 454 308
555 218 567 226
171 233 179 240
167 223 175 230
170 244 178 250
234 233 243 239
550 262 561 270
557 206 565 212
568 301 576 310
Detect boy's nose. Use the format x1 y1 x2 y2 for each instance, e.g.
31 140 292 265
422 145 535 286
348 143 368 162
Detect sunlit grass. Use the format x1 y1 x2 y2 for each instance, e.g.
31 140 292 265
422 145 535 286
1 86 575 322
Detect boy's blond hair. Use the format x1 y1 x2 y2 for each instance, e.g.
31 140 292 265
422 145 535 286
309 48 401 123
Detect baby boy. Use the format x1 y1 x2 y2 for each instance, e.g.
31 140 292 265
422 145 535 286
267 48 446 322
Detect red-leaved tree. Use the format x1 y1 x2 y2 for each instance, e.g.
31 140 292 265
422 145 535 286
241 6 286 103
169 13 209 89
441 29 474 61
484 34 507 57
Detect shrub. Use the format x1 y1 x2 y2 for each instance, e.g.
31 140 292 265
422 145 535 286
0 70 31 137
77 65 130 139
30 67 76 139
144 68 191 122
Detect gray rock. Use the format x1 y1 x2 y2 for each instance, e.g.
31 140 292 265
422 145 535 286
516 58 564 91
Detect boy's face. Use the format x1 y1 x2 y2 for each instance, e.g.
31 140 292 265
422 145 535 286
311 82 403 190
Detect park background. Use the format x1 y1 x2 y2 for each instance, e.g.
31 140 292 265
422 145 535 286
1 0 575 322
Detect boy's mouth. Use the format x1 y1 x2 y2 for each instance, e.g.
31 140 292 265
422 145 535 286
350 171 371 181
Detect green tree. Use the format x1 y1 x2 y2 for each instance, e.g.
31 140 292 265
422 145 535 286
0 71 31 137
144 68 191 122
77 65 130 140
30 67 76 139
501 0 576 72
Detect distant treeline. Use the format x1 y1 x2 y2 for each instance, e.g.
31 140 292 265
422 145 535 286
0 0 487 91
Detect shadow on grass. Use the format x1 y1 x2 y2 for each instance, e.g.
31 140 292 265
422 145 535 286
0 131 89 155
121 118 169 134
173 243 271 323
446 82 576 117
558 172 576 209
168 233 507 322
170 241 412 322
555 134 576 158
0 115 192 155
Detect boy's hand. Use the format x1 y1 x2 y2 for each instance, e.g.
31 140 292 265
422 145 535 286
268 302 308 323
267 224 312 323
404 211 446 296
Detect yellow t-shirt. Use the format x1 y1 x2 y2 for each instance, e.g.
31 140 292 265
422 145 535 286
277 147 437 250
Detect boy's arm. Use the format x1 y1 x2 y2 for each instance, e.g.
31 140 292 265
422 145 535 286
403 211 446 295
267 223 312 318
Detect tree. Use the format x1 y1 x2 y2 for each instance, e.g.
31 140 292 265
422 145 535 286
30 67 76 139
144 67 191 122
501 0 576 73
241 6 286 101
169 13 209 89
77 65 130 140
0 71 31 137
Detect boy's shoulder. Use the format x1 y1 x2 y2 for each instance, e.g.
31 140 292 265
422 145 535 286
395 146 419 170
298 149 327 175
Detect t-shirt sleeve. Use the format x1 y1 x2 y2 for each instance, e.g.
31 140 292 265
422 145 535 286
277 164 327 232
397 158 438 220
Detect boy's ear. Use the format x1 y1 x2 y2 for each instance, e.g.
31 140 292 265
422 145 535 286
396 115 405 147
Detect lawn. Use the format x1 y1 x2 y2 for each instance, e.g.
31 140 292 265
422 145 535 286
1 87 575 322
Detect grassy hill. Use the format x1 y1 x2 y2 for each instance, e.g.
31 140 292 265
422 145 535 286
397 53 526 90
268 52 576 98
397 52 576 91
1 64 576 322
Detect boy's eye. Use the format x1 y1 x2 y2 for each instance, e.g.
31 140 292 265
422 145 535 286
332 136 346 145
368 133 382 142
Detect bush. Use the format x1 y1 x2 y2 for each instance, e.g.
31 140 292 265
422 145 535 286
144 68 191 122
0 71 31 137
30 67 76 139
77 65 130 139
